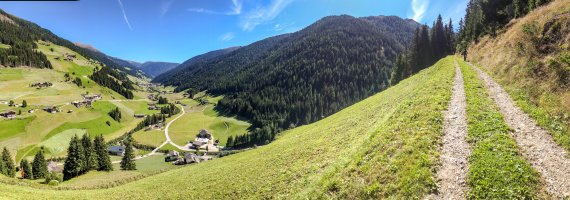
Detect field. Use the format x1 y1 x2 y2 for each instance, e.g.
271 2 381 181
0 57 457 199
168 99 250 146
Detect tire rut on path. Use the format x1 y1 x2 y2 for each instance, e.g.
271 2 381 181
470 63 570 198
431 61 470 199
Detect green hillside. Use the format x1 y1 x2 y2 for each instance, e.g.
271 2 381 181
0 56 456 199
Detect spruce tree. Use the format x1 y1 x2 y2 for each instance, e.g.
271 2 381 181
81 134 97 172
94 135 113 171
31 148 47 179
1 147 15 177
63 135 84 180
0 159 6 176
226 135 234 147
120 134 136 170
21 100 27 108
20 159 33 179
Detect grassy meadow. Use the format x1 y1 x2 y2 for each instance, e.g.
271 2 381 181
0 57 458 199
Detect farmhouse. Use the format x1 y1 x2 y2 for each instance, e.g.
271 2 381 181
174 153 200 165
83 94 102 101
108 146 125 156
197 129 212 139
164 150 179 162
27 109 35 113
134 114 146 118
0 110 16 119
43 106 59 114
30 82 53 88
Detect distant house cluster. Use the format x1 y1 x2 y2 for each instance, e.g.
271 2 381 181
0 110 16 119
30 82 53 88
71 94 102 108
43 106 59 114
189 129 215 151
63 53 76 62
147 103 160 110
165 150 211 165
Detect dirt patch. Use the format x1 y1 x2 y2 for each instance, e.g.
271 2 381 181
429 61 470 199
471 63 570 198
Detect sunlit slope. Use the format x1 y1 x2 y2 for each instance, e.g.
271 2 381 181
0 57 455 199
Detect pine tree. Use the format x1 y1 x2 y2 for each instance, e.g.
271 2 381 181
0 159 6 176
63 135 85 180
81 134 97 172
1 148 15 177
226 135 234 147
120 134 136 170
20 159 33 179
94 135 113 171
21 100 27 108
31 148 47 179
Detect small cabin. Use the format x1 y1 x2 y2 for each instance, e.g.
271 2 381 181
134 114 146 118
108 146 125 156
0 110 16 119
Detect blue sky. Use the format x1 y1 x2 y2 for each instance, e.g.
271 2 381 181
0 0 468 63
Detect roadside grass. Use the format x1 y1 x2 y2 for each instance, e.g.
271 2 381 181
0 43 10 49
458 60 542 199
159 143 180 151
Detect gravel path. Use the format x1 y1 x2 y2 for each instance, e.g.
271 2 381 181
431 61 470 199
470 63 570 198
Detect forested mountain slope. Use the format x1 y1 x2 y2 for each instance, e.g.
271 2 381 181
155 15 420 146
0 56 457 200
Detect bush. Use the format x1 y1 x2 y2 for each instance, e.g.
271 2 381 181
44 172 63 184
48 180 59 186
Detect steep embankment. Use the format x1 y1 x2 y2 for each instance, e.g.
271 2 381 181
468 0 570 151
0 58 456 199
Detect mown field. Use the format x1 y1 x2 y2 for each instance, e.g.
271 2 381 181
0 57 457 199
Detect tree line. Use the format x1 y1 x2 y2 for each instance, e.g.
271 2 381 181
390 15 456 85
456 0 551 52
89 67 134 99
160 103 180 117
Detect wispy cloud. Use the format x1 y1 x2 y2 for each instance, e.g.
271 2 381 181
240 0 293 31
272 22 295 32
410 0 429 22
117 0 133 30
219 32 235 42
187 0 242 15
160 0 175 17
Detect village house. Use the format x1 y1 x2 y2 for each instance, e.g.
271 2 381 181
164 150 179 162
71 94 102 108
0 110 16 119
108 146 125 156
27 109 35 113
134 114 146 118
174 153 200 165
43 106 59 114
197 129 212 139
30 82 53 88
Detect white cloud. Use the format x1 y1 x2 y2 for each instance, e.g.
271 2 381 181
160 0 175 17
187 0 242 16
219 32 235 42
117 0 133 30
410 0 429 22
239 0 293 31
